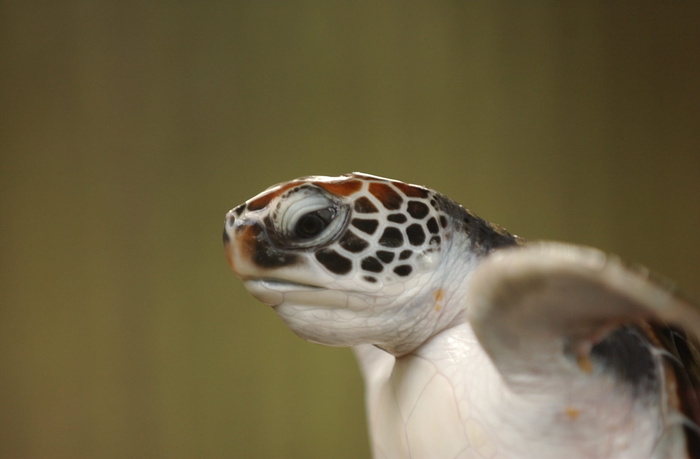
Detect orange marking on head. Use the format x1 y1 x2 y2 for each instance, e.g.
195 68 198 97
392 181 429 198
368 182 403 210
246 182 299 211
314 179 363 196
239 224 262 260
224 239 236 271
224 223 263 277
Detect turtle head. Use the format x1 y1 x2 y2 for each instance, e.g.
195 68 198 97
223 172 516 355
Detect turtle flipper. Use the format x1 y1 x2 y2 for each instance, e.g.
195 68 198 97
468 243 700 431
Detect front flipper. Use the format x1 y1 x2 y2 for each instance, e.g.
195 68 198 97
468 242 700 450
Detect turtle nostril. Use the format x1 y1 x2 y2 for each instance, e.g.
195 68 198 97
232 203 246 217
224 211 238 244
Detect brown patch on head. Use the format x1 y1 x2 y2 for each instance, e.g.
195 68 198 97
223 224 258 276
369 182 403 210
246 182 299 211
237 224 261 264
315 179 363 196
392 181 429 198
224 237 235 271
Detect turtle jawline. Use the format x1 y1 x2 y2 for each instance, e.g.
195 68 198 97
249 278 323 291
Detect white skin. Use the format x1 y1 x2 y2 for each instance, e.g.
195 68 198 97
224 174 696 458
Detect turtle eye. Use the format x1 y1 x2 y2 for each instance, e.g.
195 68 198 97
272 184 349 248
295 208 335 239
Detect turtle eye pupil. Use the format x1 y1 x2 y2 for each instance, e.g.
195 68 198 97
295 211 329 238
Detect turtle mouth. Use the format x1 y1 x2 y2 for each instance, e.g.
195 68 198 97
243 278 324 306
247 278 323 291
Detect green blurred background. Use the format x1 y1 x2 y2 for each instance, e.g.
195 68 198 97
1 2 699 458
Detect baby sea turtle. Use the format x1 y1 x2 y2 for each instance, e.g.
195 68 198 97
223 172 700 458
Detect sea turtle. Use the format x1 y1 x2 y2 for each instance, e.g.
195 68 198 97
223 172 700 458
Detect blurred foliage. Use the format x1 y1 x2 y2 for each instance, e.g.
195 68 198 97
1 2 699 458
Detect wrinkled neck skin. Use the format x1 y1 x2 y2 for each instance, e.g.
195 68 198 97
360 195 510 358
370 233 478 358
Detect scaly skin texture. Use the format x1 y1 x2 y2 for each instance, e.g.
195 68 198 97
224 173 698 458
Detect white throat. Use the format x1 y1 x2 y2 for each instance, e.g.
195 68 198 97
353 321 669 459
353 322 502 458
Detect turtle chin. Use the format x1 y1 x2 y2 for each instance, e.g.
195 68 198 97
244 279 387 348
271 294 383 347
274 302 368 347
